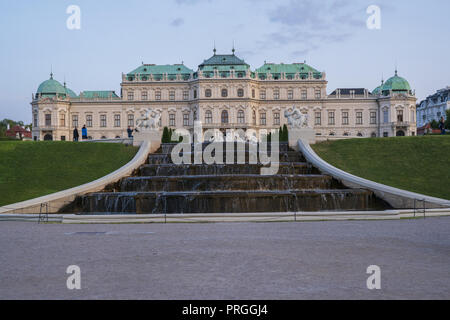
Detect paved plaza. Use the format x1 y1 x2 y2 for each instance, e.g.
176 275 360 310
0 218 449 299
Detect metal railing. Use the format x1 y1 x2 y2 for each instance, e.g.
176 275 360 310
413 199 426 219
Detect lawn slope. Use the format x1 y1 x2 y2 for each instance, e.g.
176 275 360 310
0 141 138 206
312 136 450 200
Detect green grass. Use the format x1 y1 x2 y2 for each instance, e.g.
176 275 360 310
0 141 138 206
312 136 450 200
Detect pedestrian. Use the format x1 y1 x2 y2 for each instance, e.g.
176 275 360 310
82 125 88 140
127 126 133 138
439 117 446 135
73 127 79 142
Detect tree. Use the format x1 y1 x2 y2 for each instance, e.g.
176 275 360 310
282 124 289 142
161 126 170 143
430 119 439 129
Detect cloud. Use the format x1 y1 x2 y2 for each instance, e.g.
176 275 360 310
262 0 373 56
170 18 184 27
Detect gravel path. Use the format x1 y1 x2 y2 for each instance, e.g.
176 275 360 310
0 218 449 299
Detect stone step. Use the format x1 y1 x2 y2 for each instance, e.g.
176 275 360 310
161 142 291 154
119 174 339 192
148 151 305 165
138 163 319 176
75 189 391 214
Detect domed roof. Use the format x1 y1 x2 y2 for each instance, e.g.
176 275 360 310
372 85 382 95
64 83 78 98
382 71 411 92
36 74 66 95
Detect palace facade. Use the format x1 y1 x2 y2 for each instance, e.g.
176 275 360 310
416 87 450 128
31 50 417 141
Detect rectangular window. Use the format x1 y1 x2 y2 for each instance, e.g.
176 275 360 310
315 89 321 99
287 90 293 100
86 115 93 128
183 114 189 126
183 90 189 100
252 89 255 98
315 112 321 125
72 115 78 128
114 114 121 127
205 111 213 124
141 91 148 100
273 90 280 100
328 111 335 125
260 112 266 125
356 112 363 125
169 90 175 100
342 112 349 125
59 114 65 127
370 111 377 124
301 90 307 100
383 132 388 137
155 91 161 100
127 91 134 101
33 114 38 127
169 114 176 127
45 114 52 127
383 110 389 123
61 136 66 141
100 114 107 127
193 90 197 99
260 90 266 100
273 112 280 125
397 110 403 122
127 114 134 127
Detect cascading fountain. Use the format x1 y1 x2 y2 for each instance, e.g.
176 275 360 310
67 142 391 214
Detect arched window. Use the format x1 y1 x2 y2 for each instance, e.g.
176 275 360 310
237 88 244 97
237 110 245 124
357 132 363 137
205 110 212 124
205 89 212 97
221 89 228 98
371 132 377 138
221 110 229 124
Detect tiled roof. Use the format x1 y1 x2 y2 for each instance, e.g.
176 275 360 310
127 64 194 76
80 91 119 99
255 63 319 74
329 88 367 95
199 54 247 67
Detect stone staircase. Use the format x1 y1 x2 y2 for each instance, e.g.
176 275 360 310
69 142 391 214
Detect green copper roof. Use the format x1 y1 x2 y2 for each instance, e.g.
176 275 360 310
127 64 194 76
382 71 411 92
64 86 78 98
199 53 248 67
80 91 119 99
37 74 67 95
372 86 381 95
255 63 322 79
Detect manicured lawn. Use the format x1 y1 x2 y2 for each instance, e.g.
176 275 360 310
312 136 450 200
0 141 138 206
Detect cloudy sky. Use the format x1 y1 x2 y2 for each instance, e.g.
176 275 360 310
0 0 449 122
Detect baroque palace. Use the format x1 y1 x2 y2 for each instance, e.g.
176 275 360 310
31 50 417 141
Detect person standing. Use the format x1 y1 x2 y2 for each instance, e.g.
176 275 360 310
73 127 79 142
82 125 88 140
439 117 446 135
127 126 133 138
